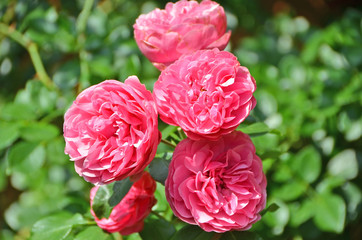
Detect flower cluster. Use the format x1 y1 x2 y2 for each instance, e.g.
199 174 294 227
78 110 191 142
63 0 267 236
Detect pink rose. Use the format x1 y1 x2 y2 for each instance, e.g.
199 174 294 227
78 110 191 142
63 77 161 185
133 0 231 70
153 49 256 140
90 171 157 235
165 131 267 233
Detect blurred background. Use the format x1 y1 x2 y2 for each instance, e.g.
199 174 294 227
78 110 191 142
0 0 361 239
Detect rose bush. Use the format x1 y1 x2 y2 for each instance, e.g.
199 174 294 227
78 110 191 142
153 49 257 140
165 131 267 233
90 171 157 235
133 0 231 70
63 77 161 185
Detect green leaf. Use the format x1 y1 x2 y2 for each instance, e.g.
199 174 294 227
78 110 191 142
260 203 280 216
316 176 345 193
31 212 86 240
342 182 362 216
20 122 59 142
53 60 80 90
1 103 37 121
327 149 358 180
220 231 263 240
46 137 68 164
149 153 171 185
238 122 270 135
93 177 134 219
291 146 321 183
290 199 315 226
161 125 178 139
170 225 213 240
7 142 45 174
74 226 110 240
139 215 176 240
272 180 307 201
14 80 57 114
0 121 19 150
108 178 133 207
92 184 113 219
263 200 289 235
313 193 346 233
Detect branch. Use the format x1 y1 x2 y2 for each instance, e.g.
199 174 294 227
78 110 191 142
0 22 54 89
76 0 95 92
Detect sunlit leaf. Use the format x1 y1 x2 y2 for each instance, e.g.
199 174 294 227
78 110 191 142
313 193 346 233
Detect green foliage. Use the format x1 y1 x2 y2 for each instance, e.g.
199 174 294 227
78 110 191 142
0 0 361 240
92 178 133 219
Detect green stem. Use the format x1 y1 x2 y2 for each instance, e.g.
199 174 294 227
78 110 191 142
177 127 187 140
151 210 167 221
111 232 123 240
0 22 54 89
76 0 94 92
161 138 176 148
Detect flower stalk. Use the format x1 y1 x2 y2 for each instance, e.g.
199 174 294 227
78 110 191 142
0 22 54 89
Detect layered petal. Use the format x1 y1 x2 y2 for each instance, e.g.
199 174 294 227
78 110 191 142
133 0 230 69
154 49 256 140
64 77 161 185
165 131 267 233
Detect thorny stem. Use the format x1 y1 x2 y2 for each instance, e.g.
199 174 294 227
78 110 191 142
0 22 54 89
76 0 94 93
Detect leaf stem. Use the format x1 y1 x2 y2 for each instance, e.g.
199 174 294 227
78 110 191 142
161 138 176 148
76 0 94 92
151 210 167 221
0 22 54 89
177 127 187 140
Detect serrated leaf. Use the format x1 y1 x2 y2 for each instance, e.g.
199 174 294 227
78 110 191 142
20 122 59 142
170 225 213 240
291 146 321 183
327 149 358 180
0 121 19 150
140 215 176 240
108 178 133 207
149 153 171 185
31 212 86 240
313 193 346 233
